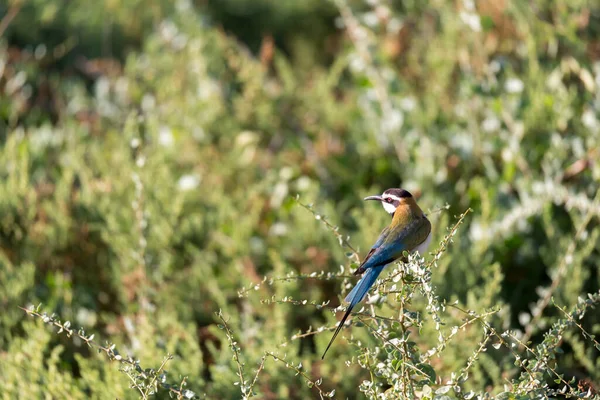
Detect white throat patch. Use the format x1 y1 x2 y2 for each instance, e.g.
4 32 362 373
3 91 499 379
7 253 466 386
382 202 397 214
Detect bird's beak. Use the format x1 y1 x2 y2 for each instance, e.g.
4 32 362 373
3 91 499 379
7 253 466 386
364 195 383 202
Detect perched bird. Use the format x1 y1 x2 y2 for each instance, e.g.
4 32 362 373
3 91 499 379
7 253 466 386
322 188 432 359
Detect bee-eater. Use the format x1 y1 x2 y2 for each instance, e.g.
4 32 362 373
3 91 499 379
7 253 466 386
322 188 432 359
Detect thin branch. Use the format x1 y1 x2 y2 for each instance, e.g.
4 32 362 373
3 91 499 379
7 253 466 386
522 205 596 346
145 355 173 398
264 352 332 399
216 310 248 397
20 306 195 399
0 1 22 37
449 303 579 396
246 354 267 398
358 316 430 381
238 271 354 298
554 300 600 350
421 307 500 362
296 196 361 263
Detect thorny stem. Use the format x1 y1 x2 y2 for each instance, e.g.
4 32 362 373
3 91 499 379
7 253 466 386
422 307 500 362
20 306 193 399
449 304 578 395
217 311 247 397
458 329 492 382
177 377 189 400
123 367 148 400
287 311 400 343
145 355 173 398
247 354 267 398
521 207 596 346
264 352 330 399
296 197 361 263
271 297 400 320
238 272 355 297
358 316 430 381
398 289 412 399
508 331 577 395
554 301 600 350
427 203 451 215
448 304 538 387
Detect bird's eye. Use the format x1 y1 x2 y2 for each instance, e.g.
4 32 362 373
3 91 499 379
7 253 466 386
385 198 393 203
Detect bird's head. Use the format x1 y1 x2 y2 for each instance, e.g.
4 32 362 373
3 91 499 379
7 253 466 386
364 188 416 215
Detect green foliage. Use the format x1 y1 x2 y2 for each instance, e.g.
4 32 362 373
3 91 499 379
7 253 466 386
1 0 600 398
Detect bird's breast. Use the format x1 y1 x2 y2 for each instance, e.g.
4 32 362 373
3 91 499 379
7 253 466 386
413 230 432 255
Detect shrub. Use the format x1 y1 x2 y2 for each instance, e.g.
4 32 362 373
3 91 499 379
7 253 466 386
1 0 599 398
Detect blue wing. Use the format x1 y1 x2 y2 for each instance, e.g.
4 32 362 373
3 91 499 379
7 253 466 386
353 225 405 275
321 226 398 359
353 226 392 274
321 218 429 358
358 217 429 272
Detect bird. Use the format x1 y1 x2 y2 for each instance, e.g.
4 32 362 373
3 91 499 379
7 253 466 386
321 188 432 359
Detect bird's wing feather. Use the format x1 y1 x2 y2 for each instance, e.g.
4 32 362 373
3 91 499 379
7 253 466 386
396 216 431 251
321 217 431 359
355 225 389 274
360 217 431 271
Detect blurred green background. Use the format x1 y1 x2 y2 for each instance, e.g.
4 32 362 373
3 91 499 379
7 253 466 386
1 0 599 398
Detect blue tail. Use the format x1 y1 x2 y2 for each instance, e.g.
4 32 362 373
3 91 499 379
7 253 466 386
344 266 384 306
321 266 384 359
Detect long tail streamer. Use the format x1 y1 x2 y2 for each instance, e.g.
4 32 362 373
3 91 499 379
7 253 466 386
321 266 384 359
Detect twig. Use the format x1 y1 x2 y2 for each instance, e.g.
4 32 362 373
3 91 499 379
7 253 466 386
238 271 355 298
457 328 493 383
264 352 333 399
398 299 415 398
177 377 189 400
216 310 248 397
554 296 600 351
358 316 430 381
296 196 361 263
448 304 538 390
20 305 195 399
145 355 173 398
449 303 579 396
0 1 22 37
421 307 500 361
246 354 267 398
521 205 596 346
122 367 148 399
427 203 451 215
